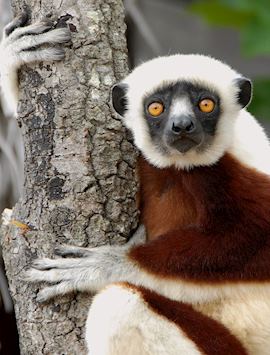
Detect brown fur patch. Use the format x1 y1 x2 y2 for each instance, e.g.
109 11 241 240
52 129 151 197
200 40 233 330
122 283 247 354
131 154 270 282
138 157 197 240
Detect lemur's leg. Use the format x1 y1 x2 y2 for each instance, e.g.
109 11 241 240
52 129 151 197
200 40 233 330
0 12 71 115
86 283 247 355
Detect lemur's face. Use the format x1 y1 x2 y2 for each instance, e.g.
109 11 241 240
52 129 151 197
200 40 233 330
112 55 252 169
142 81 220 155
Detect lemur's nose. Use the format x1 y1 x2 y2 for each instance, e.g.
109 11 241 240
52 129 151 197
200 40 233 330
171 115 195 135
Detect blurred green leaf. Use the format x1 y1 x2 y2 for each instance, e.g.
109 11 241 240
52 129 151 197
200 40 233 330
249 79 270 120
241 15 270 56
190 0 252 29
190 0 270 55
219 0 266 12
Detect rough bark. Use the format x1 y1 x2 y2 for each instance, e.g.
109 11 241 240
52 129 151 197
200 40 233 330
1 1 138 354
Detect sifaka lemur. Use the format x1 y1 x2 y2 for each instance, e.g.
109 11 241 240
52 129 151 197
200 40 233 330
2 13 270 355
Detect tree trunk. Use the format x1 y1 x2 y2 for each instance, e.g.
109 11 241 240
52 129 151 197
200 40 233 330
1 1 138 354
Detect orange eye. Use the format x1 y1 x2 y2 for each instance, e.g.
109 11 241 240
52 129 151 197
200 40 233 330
199 99 215 113
148 102 164 117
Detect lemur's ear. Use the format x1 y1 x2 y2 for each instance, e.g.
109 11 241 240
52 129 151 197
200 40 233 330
234 77 252 108
111 83 128 117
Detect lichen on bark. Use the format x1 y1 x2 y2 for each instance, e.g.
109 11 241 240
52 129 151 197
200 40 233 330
1 1 138 354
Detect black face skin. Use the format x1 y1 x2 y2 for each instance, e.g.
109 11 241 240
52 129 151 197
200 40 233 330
143 82 221 154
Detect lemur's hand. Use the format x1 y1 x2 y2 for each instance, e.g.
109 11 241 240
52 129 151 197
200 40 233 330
24 225 146 303
0 11 71 115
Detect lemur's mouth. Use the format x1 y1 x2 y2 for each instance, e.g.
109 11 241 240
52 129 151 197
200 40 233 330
173 138 199 153
165 134 203 154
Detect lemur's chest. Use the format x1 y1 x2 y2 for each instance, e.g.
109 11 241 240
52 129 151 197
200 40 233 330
138 153 270 241
141 176 196 240
136 154 270 282
138 157 197 240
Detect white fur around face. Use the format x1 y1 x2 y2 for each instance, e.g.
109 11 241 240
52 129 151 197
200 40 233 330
86 284 202 355
228 110 270 175
120 54 252 170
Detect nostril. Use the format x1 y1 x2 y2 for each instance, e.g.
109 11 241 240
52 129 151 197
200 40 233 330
172 122 182 133
185 121 194 133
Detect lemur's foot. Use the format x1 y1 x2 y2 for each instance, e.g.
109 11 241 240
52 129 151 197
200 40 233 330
0 11 71 114
3 12 28 37
2 11 71 66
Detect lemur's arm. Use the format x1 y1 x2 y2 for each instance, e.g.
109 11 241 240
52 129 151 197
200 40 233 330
0 13 71 116
25 225 228 304
25 225 149 302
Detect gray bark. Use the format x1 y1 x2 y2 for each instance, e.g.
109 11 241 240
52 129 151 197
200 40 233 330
1 1 138 354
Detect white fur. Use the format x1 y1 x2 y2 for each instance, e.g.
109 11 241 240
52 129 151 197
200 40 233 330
86 284 202 355
195 290 270 354
229 110 270 174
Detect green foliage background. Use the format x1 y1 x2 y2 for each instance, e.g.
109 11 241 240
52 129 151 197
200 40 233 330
190 0 270 120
